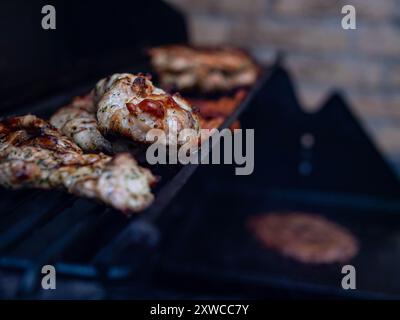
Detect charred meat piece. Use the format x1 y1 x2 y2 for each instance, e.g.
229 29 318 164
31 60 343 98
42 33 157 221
0 115 155 214
149 45 259 93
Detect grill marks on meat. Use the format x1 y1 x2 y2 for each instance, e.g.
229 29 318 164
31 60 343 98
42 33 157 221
0 115 155 214
95 73 200 146
50 93 112 153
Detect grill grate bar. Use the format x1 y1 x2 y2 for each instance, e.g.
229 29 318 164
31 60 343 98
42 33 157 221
0 194 76 253
30 206 105 266
0 257 32 270
0 190 42 224
9 199 101 258
0 190 42 232
61 208 126 264
16 206 111 296
0 60 271 298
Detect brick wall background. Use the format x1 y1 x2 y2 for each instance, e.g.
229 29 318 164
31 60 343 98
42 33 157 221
166 0 400 175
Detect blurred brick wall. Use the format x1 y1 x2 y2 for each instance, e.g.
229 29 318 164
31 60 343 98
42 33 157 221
166 0 400 174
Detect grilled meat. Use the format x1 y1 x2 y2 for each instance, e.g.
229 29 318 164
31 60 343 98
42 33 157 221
190 90 245 135
95 73 200 146
149 45 259 92
247 212 359 264
188 90 247 119
198 117 241 131
50 93 112 153
50 73 201 152
0 115 155 214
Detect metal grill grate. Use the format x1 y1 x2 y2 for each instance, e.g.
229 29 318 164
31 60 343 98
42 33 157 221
0 60 271 298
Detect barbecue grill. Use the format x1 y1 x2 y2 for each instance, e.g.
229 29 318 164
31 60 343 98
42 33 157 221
0 0 270 298
157 67 400 299
1 0 400 299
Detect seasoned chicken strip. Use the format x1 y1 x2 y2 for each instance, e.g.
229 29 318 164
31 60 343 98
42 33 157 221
50 93 112 153
95 73 200 146
0 115 155 214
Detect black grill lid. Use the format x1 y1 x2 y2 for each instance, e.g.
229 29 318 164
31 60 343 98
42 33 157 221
158 66 400 299
241 66 400 197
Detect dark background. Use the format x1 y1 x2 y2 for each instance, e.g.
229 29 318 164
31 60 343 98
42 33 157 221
0 0 187 109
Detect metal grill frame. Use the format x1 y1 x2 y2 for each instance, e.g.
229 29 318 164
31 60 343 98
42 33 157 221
0 61 274 298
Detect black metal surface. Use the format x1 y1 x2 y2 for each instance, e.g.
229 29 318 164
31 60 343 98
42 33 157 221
0 60 270 298
0 0 188 110
155 66 400 299
159 181 400 299
0 63 399 299
0 0 191 298
2 0 398 298
243 66 400 197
